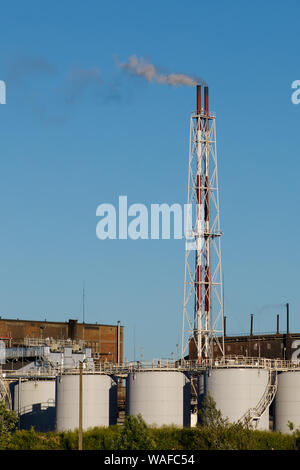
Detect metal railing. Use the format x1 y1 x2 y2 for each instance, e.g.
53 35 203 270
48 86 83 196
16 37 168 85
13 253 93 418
2 355 300 379
23 337 86 350
238 369 278 426
46 355 300 376
19 399 55 415
193 109 216 118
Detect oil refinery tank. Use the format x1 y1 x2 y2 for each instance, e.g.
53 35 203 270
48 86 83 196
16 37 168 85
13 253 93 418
56 373 117 431
126 371 190 427
12 379 56 432
274 371 300 433
199 368 270 430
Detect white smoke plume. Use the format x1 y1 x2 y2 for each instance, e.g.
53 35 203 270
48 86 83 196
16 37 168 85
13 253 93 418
119 55 207 87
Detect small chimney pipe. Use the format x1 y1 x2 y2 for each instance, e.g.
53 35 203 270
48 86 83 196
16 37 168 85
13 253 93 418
204 86 209 115
277 314 280 335
117 320 121 364
250 314 253 336
224 316 227 337
197 85 201 115
286 303 290 335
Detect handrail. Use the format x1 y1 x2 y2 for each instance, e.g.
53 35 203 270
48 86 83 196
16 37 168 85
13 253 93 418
2 355 300 379
238 369 278 426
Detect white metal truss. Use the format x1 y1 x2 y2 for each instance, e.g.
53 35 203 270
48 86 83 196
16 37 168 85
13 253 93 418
181 99 224 361
0 375 12 408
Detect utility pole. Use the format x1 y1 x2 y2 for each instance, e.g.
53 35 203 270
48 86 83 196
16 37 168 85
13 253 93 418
78 361 83 450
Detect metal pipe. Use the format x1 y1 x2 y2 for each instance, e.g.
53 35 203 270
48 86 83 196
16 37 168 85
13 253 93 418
197 85 201 115
204 86 209 115
204 86 210 354
224 316 227 337
196 85 202 358
277 314 280 335
286 303 289 335
117 321 121 365
18 377 21 429
250 314 253 336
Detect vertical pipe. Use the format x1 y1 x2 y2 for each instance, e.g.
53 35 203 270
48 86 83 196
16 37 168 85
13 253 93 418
196 85 202 359
204 86 210 355
117 321 121 364
197 85 201 115
18 378 21 430
250 314 253 336
222 273 225 355
78 362 83 450
204 86 209 116
133 325 136 363
277 314 280 335
286 303 289 335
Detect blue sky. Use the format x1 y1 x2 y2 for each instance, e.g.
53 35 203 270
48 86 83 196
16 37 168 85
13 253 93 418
0 1 299 361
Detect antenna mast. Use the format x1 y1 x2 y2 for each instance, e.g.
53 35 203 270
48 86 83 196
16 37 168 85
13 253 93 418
82 281 85 324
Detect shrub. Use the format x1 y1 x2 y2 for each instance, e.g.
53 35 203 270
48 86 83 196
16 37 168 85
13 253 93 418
6 428 61 450
114 414 155 450
82 426 119 450
0 399 18 449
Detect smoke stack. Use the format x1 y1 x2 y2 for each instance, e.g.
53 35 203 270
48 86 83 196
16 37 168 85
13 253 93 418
250 314 254 336
277 314 280 335
117 320 121 364
197 85 201 115
204 86 209 115
286 303 290 335
224 316 227 337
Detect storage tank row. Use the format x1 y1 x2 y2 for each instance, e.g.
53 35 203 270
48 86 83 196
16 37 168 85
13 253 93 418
10 374 118 432
8 369 300 433
199 368 300 433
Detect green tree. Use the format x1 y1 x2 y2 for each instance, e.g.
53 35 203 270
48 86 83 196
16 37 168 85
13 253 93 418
197 393 256 450
0 399 18 449
198 393 229 429
114 414 155 450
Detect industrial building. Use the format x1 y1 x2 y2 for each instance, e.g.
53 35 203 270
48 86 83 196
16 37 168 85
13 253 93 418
1 85 300 437
221 305 300 362
222 332 300 362
0 317 124 366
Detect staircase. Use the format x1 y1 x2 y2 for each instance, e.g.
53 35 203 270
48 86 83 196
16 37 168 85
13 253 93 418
238 369 277 427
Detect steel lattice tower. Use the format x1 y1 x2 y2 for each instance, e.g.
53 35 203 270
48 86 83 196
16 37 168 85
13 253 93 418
181 86 224 361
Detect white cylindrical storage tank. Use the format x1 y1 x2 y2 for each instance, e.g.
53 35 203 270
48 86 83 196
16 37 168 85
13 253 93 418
199 368 270 430
12 379 56 432
274 371 300 433
126 371 190 427
56 374 117 431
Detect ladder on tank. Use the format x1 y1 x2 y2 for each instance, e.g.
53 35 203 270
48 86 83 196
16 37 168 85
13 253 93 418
238 369 277 427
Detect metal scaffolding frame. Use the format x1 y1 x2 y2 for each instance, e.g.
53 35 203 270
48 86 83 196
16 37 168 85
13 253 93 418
181 86 224 361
